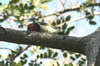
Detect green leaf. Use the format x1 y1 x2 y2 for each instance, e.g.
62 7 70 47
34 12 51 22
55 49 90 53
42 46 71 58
60 17 65 23
9 0 20 4
0 2 2 5
52 52 58 58
75 54 81 58
57 61 60 66
89 21 96 25
40 46 45 49
19 4 24 13
29 5 35 10
87 16 94 20
78 60 84 64
23 60 27 64
81 58 86 61
13 62 17 66
0 19 5 22
40 53 43 58
0 16 8 22
68 26 75 30
24 54 28 58
28 63 33 66
18 24 23 28
24 4 28 9
68 63 73 66
19 46 23 50
64 64 68 66
56 19 61 24
52 21 56 26
40 62 42 64
44 52 48 58
15 62 22 66
21 9 24 13
62 23 67 30
65 15 71 21
48 49 53 58
20 3 23 7
66 26 75 35
35 63 39 65
41 0 52 3
63 52 67 58
20 60 27 65
20 57 25 59
36 55 40 59
85 10 90 15
15 16 19 19
70 56 75 61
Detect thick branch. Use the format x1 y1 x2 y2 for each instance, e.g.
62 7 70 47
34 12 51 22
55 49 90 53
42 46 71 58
0 27 99 56
0 28 100 66
0 28 85 54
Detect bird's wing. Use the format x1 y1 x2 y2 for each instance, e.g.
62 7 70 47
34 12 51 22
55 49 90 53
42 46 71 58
41 25 58 33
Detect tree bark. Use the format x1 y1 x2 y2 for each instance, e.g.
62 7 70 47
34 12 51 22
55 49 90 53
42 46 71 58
0 28 100 66
0 28 85 54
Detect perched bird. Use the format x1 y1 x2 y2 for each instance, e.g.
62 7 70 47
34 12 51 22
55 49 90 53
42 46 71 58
27 22 58 33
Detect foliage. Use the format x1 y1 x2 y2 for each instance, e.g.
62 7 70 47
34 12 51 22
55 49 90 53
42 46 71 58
0 0 99 66
0 45 86 66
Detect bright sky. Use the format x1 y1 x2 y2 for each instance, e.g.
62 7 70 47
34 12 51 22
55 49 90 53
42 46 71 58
44 0 100 37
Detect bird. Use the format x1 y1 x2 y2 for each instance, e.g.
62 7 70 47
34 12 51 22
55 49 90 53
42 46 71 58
27 22 58 33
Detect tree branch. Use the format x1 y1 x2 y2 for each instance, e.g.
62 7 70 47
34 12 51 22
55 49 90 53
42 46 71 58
44 3 100 17
0 28 85 54
0 27 100 66
0 27 100 56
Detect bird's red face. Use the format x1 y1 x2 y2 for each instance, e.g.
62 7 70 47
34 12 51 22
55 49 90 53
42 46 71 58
27 24 36 31
27 23 41 32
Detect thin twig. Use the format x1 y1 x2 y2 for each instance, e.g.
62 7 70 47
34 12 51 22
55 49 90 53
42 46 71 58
10 45 31 66
0 48 17 53
56 12 100 27
59 0 66 9
44 3 100 17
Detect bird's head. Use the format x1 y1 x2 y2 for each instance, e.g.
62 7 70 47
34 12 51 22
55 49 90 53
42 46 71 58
27 23 41 32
